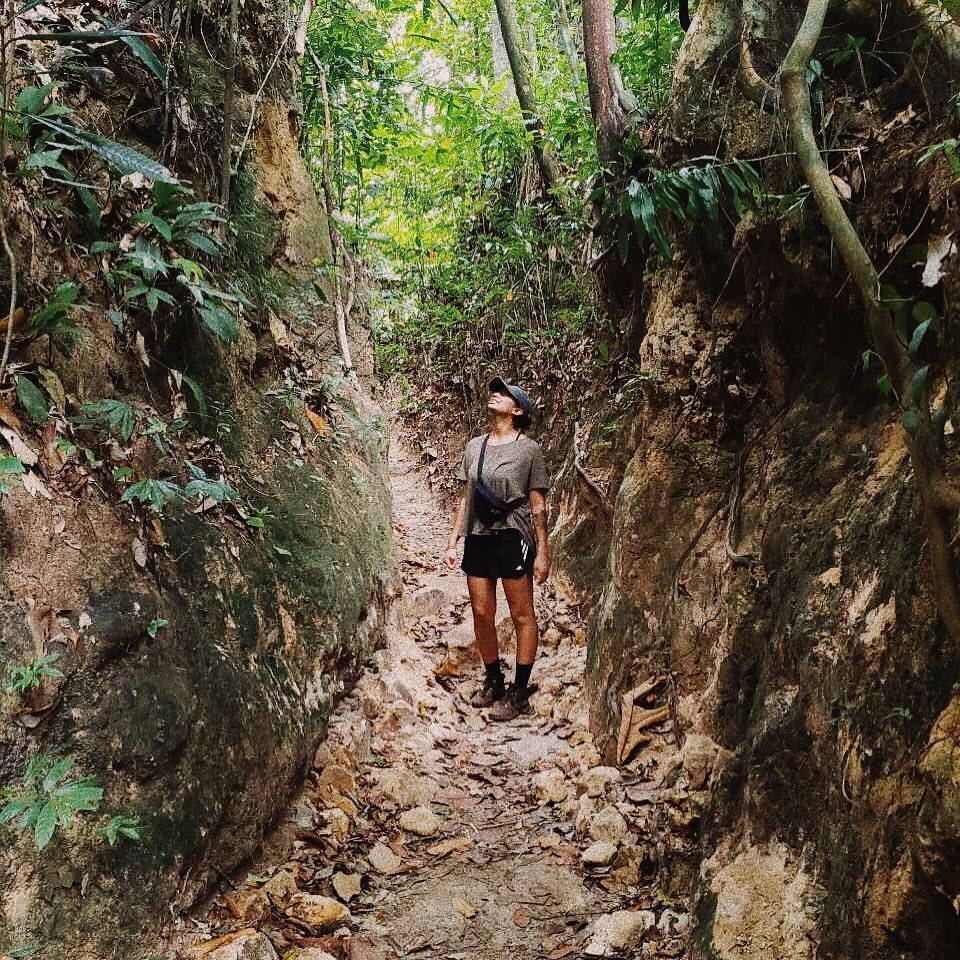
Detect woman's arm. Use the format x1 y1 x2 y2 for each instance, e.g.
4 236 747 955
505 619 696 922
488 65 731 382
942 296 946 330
530 489 550 583
445 494 467 568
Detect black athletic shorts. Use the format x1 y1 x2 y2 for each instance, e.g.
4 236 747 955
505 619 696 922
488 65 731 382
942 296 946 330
461 529 535 580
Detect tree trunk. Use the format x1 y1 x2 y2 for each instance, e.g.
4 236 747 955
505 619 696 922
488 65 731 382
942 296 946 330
492 0 562 193
491 2 514 102
782 0 960 640
295 0 314 57
314 57 353 371
219 0 239 212
551 0 589 113
582 0 635 171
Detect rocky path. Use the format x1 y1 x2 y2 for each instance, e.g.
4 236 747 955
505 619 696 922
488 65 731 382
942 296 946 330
170 437 692 960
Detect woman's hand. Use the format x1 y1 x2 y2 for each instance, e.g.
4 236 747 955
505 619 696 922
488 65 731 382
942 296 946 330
445 544 460 569
533 554 550 584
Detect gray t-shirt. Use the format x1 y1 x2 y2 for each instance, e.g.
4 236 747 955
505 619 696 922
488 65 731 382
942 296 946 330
456 433 550 545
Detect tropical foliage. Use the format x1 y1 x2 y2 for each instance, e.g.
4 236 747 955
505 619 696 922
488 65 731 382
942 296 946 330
299 0 687 380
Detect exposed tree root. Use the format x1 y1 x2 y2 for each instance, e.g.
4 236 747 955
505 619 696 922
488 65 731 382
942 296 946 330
738 31 779 112
782 0 960 641
573 422 612 515
617 675 669 763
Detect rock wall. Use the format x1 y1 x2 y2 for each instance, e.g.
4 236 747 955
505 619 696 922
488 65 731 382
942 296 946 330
576 1 960 956
0 2 395 957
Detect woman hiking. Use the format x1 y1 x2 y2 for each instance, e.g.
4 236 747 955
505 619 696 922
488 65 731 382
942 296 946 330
444 376 551 721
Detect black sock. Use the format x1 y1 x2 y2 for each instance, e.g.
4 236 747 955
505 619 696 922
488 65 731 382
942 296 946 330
515 662 533 690
485 660 504 686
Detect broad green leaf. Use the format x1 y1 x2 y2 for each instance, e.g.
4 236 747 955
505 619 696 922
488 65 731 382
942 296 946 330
15 83 57 118
134 209 174 241
184 477 236 502
183 232 221 256
902 409 921 435
42 757 73 792
911 365 930 406
0 456 26 474
120 33 167 81
912 301 938 326
0 796 33 824
198 304 240 342
55 780 103 811
16 377 49 424
33 802 57 850
181 374 208 417
909 319 933 356
32 117 178 183
121 478 182 512
23 148 71 177
81 399 138 442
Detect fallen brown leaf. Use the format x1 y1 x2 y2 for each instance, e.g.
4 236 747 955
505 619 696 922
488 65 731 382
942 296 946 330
427 835 474 857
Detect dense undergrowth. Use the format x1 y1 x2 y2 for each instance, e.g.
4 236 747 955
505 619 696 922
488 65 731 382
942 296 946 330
298 0 688 405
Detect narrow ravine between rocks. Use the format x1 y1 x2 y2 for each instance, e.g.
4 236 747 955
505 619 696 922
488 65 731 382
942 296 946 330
164 428 694 960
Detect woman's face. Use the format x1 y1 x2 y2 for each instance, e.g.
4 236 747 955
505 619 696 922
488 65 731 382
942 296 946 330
487 389 522 420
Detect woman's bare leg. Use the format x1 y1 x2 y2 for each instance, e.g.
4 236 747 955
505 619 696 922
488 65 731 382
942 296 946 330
467 575 499 663
503 574 538 667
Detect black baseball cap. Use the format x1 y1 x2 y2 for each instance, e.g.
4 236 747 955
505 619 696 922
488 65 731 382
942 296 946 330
489 376 532 428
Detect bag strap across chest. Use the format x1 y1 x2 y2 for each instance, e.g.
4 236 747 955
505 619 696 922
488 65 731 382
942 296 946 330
477 431 522 483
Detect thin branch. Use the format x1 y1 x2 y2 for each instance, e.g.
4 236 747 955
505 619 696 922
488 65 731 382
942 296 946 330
236 30 290 168
219 0 238 213
782 0 960 640
0 0 18 385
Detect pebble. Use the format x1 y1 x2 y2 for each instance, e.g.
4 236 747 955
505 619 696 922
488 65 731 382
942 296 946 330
533 768 570 805
324 807 351 842
202 931 278 960
332 871 362 902
223 889 270 924
399 805 443 836
579 766 622 798
369 841 402 874
588 805 628 844
584 910 656 957
451 897 477 918
581 839 618 866
374 767 436 808
286 892 351 931
260 868 297 907
681 733 720 790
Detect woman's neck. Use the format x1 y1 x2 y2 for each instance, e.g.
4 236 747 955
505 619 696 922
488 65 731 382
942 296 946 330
489 415 518 440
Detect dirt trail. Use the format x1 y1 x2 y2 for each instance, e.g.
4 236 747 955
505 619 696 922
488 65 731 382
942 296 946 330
170 435 691 960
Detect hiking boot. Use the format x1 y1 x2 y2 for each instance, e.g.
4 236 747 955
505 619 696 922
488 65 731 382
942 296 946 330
489 684 531 722
470 674 506 708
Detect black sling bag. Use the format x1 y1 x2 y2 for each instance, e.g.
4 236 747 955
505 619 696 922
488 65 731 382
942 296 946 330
472 433 521 526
